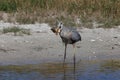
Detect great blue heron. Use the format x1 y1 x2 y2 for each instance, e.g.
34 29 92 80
51 21 81 64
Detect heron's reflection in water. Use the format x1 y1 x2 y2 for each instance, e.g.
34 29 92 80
63 55 77 80
63 63 76 80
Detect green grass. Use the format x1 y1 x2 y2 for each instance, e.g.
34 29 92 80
0 0 120 28
2 27 31 36
0 0 17 12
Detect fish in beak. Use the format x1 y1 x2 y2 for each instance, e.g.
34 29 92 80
51 27 60 35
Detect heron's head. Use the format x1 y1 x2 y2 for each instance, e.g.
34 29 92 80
56 21 63 32
51 21 63 35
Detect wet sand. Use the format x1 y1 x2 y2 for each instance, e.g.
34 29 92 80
0 23 120 65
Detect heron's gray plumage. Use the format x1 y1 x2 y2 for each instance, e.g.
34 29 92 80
59 24 81 44
51 21 81 64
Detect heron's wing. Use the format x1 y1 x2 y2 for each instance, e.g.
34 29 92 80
71 30 81 41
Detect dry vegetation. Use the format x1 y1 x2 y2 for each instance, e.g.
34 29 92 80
0 0 120 28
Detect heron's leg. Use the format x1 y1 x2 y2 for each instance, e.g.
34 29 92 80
63 63 66 80
64 43 67 63
63 44 67 80
73 44 76 74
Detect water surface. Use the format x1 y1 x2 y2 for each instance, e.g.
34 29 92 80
0 59 120 80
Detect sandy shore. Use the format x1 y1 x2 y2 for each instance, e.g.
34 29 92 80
0 22 120 65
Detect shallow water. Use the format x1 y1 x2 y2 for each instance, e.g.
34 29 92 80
0 59 120 80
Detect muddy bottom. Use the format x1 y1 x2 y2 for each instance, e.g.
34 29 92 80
0 59 120 80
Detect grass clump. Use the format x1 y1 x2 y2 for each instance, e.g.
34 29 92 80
0 0 17 12
2 26 31 36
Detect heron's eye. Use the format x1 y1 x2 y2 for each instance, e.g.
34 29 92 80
59 26 61 28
